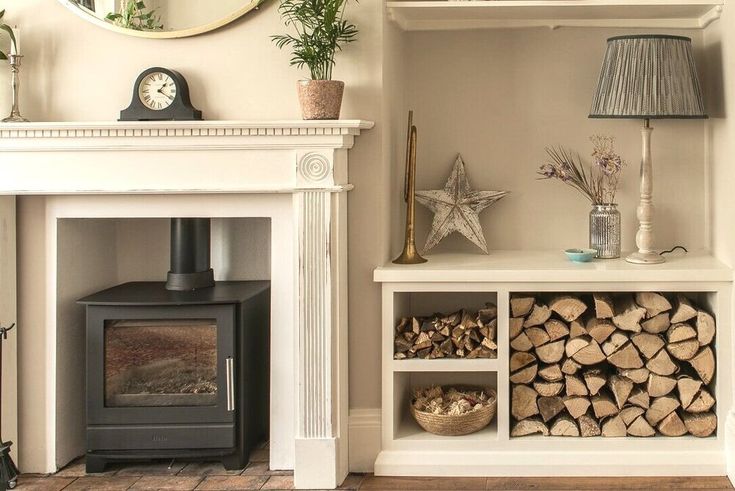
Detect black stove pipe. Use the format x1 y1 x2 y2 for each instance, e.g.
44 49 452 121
165 218 215 291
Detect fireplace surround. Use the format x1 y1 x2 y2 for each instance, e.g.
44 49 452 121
0 120 373 489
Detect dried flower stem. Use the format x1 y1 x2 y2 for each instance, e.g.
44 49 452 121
538 136 626 206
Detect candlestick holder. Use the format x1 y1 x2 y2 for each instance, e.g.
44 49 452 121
3 54 28 123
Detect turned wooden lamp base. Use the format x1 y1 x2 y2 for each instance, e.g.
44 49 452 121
626 119 666 266
626 251 665 265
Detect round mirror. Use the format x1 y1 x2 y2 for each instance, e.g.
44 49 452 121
59 0 266 38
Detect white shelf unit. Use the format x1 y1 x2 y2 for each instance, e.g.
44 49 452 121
387 0 724 31
374 250 733 477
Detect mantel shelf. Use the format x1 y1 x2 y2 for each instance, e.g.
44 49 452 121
0 120 374 139
374 250 732 283
0 119 374 195
386 0 724 31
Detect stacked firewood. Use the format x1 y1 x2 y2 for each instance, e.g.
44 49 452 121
510 293 717 438
394 304 498 359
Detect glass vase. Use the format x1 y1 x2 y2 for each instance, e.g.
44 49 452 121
589 204 621 259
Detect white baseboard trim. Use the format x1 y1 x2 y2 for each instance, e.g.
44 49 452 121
348 408 381 473
727 410 735 486
375 449 726 477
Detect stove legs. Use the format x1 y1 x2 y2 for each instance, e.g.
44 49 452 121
85 454 108 474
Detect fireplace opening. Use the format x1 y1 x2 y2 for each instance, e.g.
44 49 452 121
75 217 271 473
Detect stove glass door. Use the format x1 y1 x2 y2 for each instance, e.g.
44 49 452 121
104 318 217 408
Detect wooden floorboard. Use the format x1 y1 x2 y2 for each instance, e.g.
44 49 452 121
16 454 735 491
361 476 734 491
360 476 487 490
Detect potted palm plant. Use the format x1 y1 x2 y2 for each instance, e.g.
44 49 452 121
273 0 358 120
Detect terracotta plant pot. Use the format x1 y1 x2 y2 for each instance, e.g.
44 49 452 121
297 80 345 120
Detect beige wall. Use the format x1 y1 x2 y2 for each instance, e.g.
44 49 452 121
0 197 17 464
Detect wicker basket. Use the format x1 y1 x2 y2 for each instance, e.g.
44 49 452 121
410 386 497 436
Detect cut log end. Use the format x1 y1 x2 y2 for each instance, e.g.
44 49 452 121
550 415 580 437
683 412 717 437
550 296 588 322
511 417 549 437
635 292 673 318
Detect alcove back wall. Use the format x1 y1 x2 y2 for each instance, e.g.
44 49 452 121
400 28 707 255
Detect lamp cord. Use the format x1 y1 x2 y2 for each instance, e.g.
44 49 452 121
660 246 688 256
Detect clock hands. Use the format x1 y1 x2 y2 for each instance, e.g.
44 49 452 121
157 83 175 101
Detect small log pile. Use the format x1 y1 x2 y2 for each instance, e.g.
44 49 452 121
510 293 717 438
394 304 498 359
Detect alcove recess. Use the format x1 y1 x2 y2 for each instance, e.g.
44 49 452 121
374 252 732 476
377 0 733 477
509 292 717 439
384 2 719 256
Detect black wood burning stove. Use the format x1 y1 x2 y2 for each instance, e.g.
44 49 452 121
78 219 269 473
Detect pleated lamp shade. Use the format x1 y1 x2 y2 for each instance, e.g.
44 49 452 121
589 35 707 119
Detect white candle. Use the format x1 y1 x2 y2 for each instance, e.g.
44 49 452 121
10 26 19 56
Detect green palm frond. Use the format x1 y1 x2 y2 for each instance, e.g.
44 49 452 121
272 0 358 80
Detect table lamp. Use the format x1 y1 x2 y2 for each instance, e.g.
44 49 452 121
589 35 707 264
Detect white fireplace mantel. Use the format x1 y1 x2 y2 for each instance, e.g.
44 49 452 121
0 120 373 489
0 120 373 195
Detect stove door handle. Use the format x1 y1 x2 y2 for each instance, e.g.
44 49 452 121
225 357 235 412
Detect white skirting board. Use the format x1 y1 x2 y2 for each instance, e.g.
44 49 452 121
348 409 381 473
727 411 735 486
374 449 727 477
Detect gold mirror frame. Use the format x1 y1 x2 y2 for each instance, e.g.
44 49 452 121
57 0 266 39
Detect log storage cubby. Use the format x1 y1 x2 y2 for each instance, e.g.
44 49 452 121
393 303 498 360
374 251 732 477
510 292 717 439
393 371 499 444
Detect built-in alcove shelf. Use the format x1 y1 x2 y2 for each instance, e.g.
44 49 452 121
374 250 733 477
386 0 724 31
374 250 732 283
392 358 499 372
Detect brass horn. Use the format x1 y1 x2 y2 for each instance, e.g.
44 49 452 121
393 110 427 264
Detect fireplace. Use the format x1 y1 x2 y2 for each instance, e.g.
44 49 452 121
78 218 270 473
1 120 371 488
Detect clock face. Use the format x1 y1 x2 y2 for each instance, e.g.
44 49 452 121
137 72 178 111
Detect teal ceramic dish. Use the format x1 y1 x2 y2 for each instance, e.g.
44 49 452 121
564 248 598 263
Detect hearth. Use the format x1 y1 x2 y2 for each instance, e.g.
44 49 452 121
78 218 270 473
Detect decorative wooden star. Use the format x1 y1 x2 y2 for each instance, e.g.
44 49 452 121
416 154 508 254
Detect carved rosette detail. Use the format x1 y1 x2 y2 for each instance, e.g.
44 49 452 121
299 152 332 183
